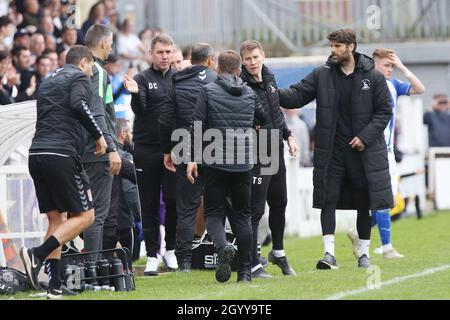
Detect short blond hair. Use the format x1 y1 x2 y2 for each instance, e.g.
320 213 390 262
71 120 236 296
373 48 394 60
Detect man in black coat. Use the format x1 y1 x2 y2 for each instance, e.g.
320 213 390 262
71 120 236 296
186 50 267 283
240 40 298 278
159 42 217 272
279 29 393 269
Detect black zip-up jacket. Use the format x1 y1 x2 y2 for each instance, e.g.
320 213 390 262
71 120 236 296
159 64 217 153
240 64 291 141
279 52 393 211
29 64 103 157
131 66 176 146
81 57 117 163
191 74 268 172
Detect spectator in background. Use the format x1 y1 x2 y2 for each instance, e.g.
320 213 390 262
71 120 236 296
56 27 77 53
11 46 32 75
30 33 45 65
423 94 450 147
43 48 58 72
81 1 106 38
284 108 312 167
57 48 68 67
117 18 145 73
0 51 17 105
0 16 15 51
17 54 52 101
14 30 31 49
104 54 133 105
19 0 40 30
170 48 183 71
38 14 54 37
53 0 72 38
44 34 56 51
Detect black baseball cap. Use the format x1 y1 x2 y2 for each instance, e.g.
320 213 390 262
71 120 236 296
13 29 30 40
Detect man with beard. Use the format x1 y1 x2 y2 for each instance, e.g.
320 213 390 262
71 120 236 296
279 29 393 269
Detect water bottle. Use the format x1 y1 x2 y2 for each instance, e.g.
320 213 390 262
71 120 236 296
96 259 111 286
84 261 99 286
110 258 126 291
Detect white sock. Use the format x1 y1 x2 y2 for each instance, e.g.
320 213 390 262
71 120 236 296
272 249 285 258
359 239 371 257
323 235 335 256
251 264 263 273
382 243 393 253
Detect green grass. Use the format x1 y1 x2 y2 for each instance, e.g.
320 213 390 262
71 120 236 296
5 211 450 300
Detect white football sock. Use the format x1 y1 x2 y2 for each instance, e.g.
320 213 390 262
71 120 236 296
323 235 335 256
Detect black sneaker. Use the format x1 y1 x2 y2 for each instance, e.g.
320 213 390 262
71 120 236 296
60 284 78 296
316 252 338 270
178 260 191 273
215 245 235 283
358 254 371 269
20 247 43 289
237 272 252 283
251 267 272 279
259 256 269 269
268 251 296 275
47 288 63 300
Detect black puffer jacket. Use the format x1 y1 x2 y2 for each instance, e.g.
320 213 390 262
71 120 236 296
159 65 217 153
240 64 291 141
191 74 267 172
279 52 393 211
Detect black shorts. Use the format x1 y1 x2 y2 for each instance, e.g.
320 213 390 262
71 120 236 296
28 153 93 214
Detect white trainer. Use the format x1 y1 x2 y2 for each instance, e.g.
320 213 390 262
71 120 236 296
163 250 178 271
144 257 159 276
373 247 383 255
383 248 404 259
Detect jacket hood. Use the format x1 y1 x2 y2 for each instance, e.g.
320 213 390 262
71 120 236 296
215 74 245 96
326 52 374 72
172 64 207 83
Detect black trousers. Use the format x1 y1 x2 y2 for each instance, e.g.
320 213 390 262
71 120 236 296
250 148 287 267
321 147 371 240
133 143 177 257
203 167 253 275
175 164 203 263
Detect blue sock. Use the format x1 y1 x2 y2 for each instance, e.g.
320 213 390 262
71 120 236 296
373 209 391 246
371 212 378 227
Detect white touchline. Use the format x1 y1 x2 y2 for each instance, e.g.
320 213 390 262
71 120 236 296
325 264 450 300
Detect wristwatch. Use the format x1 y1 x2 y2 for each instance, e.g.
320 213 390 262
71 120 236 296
106 146 117 153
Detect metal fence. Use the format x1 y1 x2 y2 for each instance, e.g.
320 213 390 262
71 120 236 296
142 0 450 53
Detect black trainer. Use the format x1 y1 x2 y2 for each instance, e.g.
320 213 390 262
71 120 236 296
179 260 191 273
237 272 252 283
252 267 272 279
316 252 338 270
215 245 235 283
20 247 43 289
358 254 371 269
268 251 296 275
259 256 269 269
60 284 78 296
47 288 63 300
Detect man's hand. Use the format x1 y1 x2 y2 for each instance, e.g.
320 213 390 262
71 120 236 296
287 136 298 157
94 136 107 156
164 152 176 172
186 162 198 184
388 53 406 71
349 137 366 152
108 151 122 176
123 75 139 93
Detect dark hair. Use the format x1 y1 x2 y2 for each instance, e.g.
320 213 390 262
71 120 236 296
151 34 174 50
0 50 8 62
190 43 214 65
239 40 264 57
11 46 29 57
0 15 12 28
182 45 192 60
115 118 130 135
85 24 112 48
66 45 94 65
327 29 357 52
218 50 241 74
35 54 51 65
42 48 56 55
